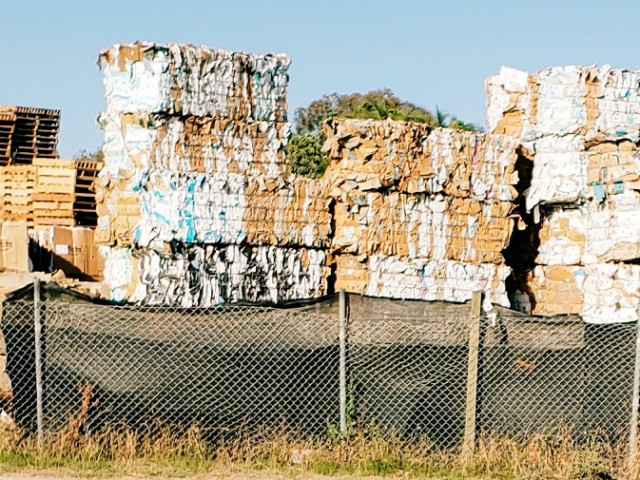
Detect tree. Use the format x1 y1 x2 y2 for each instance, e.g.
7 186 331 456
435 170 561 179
295 89 437 135
73 148 104 163
434 105 484 132
284 134 329 179
288 90 483 178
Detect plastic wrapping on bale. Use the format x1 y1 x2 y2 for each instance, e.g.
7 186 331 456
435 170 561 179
332 191 513 264
101 244 328 306
524 263 640 323
537 191 640 265
322 118 519 201
335 254 510 307
99 42 290 122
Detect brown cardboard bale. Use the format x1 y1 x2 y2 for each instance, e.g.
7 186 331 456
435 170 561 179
334 255 369 294
527 265 584 316
331 191 514 264
322 118 519 202
537 191 640 265
526 264 640 323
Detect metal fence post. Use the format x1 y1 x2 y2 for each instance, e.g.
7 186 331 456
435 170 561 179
33 278 44 449
628 318 640 476
339 289 347 436
462 291 482 459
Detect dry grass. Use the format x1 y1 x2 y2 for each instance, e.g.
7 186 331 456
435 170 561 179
0 426 630 479
0 386 631 478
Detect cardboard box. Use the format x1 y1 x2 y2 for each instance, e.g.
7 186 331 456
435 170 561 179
1 222 30 273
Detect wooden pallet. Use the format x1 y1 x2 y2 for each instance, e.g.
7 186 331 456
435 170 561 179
0 165 35 226
0 106 60 164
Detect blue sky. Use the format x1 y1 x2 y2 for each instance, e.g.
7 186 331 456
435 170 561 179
0 0 637 157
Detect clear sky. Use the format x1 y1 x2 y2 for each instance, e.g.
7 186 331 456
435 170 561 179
0 0 637 158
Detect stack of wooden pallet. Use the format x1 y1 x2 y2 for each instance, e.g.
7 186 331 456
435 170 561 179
73 160 100 226
31 158 100 227
0 106 60 164
32 158 76 226
0 158 101 229
0 166 35 225
0 112 16 164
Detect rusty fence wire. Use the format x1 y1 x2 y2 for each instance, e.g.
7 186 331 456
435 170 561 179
0 286 639 458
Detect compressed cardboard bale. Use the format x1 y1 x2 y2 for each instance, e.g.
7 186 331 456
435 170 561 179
99 42 290 122
131 172 331 250
95 175 141 246
334 254 370 294
98 113 290 178
335 254 510 307
526 265 585 316
516 135 640 210
486 65 640 209
331 191 513 264
586 141 640 192
537 191 640 265
244 176 332 248
485 65 640 142
322 118 519 201
101 243 329 306
525 263 640 323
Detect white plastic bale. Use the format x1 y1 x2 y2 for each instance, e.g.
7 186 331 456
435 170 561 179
99 44 173 115
98 113 157 178
581 264 640 324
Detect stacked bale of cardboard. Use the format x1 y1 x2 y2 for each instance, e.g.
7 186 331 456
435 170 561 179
322 118 520 307
487 65 640 323
97 43 330 305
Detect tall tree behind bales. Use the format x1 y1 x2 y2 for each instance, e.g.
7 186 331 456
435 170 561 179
435 105 483 132
73 148 104 163
294 89 437 135
289 90 483 178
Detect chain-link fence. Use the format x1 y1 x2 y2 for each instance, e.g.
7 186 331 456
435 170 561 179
1 282 639 458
